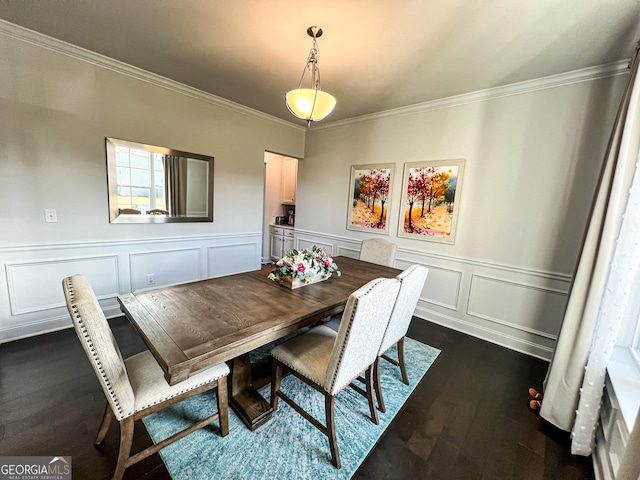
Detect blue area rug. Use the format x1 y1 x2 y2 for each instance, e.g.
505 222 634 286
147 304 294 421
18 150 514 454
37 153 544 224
143 338 440 480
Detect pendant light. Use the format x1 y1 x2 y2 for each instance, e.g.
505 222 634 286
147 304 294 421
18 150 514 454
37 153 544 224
285 26 336 126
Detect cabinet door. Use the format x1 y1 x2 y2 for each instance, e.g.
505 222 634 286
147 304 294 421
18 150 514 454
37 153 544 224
283 235 295 254
270 233 284 261
281 157 298 204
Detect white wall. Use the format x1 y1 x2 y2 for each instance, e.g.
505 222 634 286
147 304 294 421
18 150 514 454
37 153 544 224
0 28 305 342
294 73 627 359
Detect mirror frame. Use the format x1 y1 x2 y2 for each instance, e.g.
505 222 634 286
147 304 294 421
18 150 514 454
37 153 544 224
106 137 214 223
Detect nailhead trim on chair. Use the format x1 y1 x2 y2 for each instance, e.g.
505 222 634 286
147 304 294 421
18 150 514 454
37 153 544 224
327 277 386 394
64 278 129 419
65 277 229 417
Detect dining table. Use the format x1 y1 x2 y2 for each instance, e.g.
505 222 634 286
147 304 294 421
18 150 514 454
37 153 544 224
117 256 401 430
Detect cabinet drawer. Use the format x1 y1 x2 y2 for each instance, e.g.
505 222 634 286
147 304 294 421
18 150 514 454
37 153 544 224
283 229 295 238
271 227 284 236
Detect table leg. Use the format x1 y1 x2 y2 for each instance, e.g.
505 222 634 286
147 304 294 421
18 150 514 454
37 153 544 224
229 353 273 430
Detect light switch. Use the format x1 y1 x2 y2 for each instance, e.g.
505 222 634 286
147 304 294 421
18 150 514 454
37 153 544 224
44 209 58 223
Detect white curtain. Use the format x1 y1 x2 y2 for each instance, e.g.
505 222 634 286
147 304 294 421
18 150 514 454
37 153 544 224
540 42 640 456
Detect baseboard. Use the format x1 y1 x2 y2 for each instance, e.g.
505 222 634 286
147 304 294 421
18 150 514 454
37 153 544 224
414 307 554 361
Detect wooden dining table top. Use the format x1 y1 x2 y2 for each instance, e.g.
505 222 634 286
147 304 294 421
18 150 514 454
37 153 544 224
117 256 401 386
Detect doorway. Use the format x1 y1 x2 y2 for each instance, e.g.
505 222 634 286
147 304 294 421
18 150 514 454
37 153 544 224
262 152 299 263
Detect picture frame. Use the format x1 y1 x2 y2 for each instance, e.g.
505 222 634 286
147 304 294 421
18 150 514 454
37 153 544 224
347 163 395 234
398 159 465 244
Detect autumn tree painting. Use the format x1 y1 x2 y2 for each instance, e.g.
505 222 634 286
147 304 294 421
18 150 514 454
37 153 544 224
347 164 394 234
399 159 465 244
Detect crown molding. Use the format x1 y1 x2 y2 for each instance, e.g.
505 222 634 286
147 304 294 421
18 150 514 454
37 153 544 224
0 19 629 134
314 59 630 131
0 19 306 133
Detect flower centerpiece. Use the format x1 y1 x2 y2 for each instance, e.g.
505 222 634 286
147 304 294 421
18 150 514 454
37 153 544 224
268 246 341 289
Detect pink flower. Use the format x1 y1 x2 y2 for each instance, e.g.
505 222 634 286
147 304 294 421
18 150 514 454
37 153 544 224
297 263 305 272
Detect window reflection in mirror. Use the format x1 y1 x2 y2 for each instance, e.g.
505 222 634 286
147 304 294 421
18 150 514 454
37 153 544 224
106 138 214 223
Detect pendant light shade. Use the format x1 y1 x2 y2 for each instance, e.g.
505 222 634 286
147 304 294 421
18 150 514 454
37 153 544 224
285 88 336 122
285 26 336 126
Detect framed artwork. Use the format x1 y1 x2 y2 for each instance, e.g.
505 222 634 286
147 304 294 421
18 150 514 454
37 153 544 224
347 163 395 234
398 159 465 244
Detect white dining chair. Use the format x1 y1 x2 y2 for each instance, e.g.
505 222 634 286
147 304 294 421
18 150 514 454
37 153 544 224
359 238 397 267
269 277 401 469
374 264 429 412
323 238 397 332
62 274 230 480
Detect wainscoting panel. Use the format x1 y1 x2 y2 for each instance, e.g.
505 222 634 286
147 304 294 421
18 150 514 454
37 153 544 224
291 228 571 360
296 236 336 255
467 274 564 340
0 233 262 343
1 228 567 359
207 241 260 278
5 254 119 315
130 248 202 292
336 245 360 258
399 261 462 311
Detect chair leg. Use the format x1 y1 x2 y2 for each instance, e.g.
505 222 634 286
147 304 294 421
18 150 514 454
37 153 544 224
365 364 380 425
325 393 341 469
95 403 115 445
270 358 282 410
398 337 409 385
216 376 229 437
112 416 134 480
373 356 386 413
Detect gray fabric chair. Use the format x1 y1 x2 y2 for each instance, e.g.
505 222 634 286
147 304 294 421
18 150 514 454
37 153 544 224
359 238 397 267
270 277 401 469
62 274 230 480
374 264 429 412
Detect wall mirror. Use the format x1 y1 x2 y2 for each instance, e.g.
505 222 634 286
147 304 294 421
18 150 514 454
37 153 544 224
106 138 214 223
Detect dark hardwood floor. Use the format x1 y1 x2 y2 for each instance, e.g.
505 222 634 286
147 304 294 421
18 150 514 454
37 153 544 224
0 317 594 480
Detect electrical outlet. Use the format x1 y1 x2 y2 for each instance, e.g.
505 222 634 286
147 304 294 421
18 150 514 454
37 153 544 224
146 274 155 285
271 210 279 217
44 209 57 223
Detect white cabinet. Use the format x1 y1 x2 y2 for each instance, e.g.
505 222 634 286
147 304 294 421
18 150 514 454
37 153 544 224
283 229 295 253
281 157 298 204
270 226 295 261
270 229 284 261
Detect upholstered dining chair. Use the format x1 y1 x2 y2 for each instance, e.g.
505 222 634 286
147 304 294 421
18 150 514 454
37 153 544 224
270 277 401 469
118 208 141 214
359 238 397 267
62 274 230 480
148 208 169 215
374 264 429 413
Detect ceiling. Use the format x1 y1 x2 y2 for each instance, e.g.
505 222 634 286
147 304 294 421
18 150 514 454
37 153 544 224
1 1 640 125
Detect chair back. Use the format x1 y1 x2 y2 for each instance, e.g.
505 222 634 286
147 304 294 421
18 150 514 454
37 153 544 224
378 265 429 355
62 275 135 420
324 277 400 395
359 238 397 267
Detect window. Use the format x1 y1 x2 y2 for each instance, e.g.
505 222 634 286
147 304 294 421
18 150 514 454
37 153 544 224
616 269 640 369
115 146 165 213
631 318 640 367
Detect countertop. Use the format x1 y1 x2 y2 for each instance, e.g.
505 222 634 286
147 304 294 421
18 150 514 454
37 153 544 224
270 224 294 229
